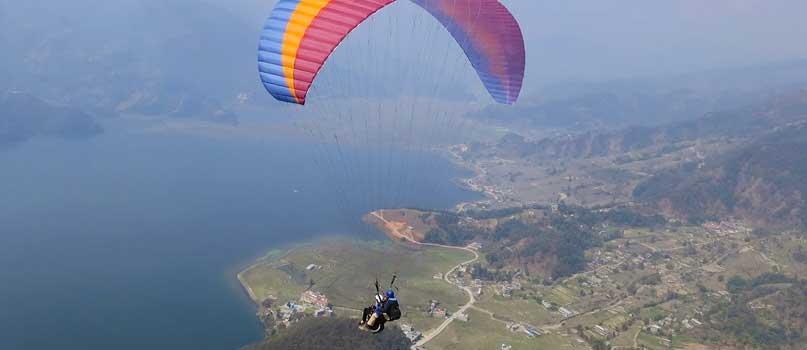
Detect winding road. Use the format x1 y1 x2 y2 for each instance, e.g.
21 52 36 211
414 245 479 348
369 211 479 349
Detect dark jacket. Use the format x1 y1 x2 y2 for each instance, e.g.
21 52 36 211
380 298 400 320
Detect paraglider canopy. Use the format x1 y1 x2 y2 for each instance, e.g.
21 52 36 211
258 0 525 105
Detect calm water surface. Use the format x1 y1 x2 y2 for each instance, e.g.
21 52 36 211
0 120 477 350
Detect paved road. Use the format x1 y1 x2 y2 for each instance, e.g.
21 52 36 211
368 211 480 349
413 247 479 348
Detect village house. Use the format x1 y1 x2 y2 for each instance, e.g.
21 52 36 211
682 319 693 329
559 307 577 318
277 301 305 326
314 306 333 318
428 300 440 313
523 325 542 337
300 290 329 308
593 325 609 337
400 324 422 342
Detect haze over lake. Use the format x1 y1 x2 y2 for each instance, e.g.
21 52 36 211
0 119 477 350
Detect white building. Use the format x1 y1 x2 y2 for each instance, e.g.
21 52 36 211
559 307 577 318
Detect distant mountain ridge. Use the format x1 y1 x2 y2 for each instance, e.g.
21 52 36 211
0 90 102 148
473 88 807 230
0 0 254 122
628 91 807 228
471 60 807 130
634 122 807 228
492 89 807 161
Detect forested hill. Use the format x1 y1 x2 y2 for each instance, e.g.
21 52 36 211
243 318 411 350
487 89 807 161
0 0 252 122
470 60 807 130
634 123 807 229
423 205 665 281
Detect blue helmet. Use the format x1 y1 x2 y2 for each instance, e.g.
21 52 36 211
386 289 396 299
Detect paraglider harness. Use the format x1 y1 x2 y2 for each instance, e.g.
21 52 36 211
359 275 401 333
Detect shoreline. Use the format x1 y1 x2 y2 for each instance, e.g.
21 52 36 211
237 227 481 350
237 263 262 306
236 246 299 308
234 145 491 305
442 146 502 212
233 148 492 346
235 223 479 348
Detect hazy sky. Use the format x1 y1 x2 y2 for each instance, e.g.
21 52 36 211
504 0 807 87
3 0 807 97
223 0 807 94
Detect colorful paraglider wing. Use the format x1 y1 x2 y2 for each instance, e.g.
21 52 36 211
258 0 395 105
411 0 525 105
258 0 525 105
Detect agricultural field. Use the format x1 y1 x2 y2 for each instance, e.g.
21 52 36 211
474 294 557 326
426 309 577 350
240 237 473 331
241 221 807 350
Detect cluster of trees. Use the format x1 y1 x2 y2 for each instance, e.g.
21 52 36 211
469 263 515 282
575 325 612 350
792 246 807 264
425 204 667 280
702 274 806 348
423 212 478 246
708 298 790 347
463 204 549 220
560 204 666 228
635 123 807 228
637 272 662 285
726 273 797 294
245 318 411 350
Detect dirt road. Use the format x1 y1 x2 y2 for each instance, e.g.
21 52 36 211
368 211 480 349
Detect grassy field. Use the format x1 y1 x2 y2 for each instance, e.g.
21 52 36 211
611 324 642 348
564 309 622 329
474 294 557 326
623 228 654 239
544 285 578 306
636 331 673 350
240 237 473 331
426 309 576 350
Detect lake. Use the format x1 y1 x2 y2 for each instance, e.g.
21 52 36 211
0 119 478 350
